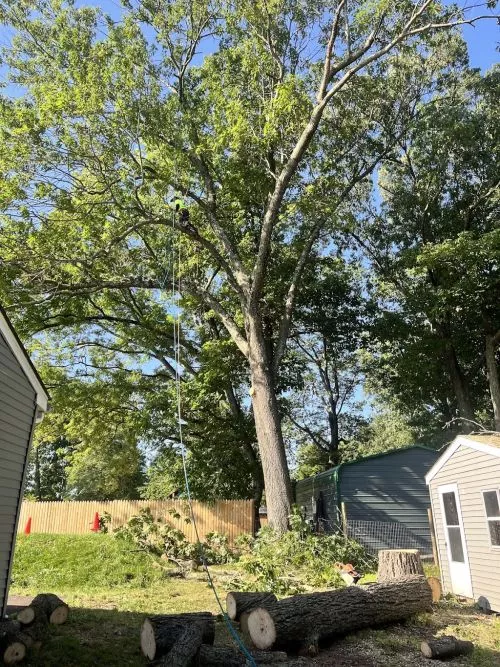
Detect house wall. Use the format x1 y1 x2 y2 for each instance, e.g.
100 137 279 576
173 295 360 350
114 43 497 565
340 448 439 555
429 445 500 611
0 331 37 616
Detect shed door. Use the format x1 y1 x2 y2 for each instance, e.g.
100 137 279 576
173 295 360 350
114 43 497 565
438 484 473 598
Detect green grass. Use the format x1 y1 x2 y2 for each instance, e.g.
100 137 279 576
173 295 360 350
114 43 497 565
9 535 500 666
12 534 168 591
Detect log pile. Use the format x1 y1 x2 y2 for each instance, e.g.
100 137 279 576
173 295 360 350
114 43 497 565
1 594 69 664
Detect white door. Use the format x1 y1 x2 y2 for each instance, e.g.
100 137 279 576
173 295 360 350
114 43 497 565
438 484 473 598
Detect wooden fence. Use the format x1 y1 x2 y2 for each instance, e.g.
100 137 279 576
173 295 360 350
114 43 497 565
18 500 255 543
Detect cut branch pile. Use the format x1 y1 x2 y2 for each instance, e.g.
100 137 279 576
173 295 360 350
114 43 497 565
1 594 69 664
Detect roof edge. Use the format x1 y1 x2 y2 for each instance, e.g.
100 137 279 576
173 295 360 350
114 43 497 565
0 305 50 412
426 435 500 484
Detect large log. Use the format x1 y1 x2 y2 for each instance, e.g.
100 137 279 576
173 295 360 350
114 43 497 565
377 550 424 582
161 623 203 667
141 613 215 660
17 593 68 625
198 645 289 665
226 592 278 621
247 576 432 651
421 636 474 659
0 623 27 665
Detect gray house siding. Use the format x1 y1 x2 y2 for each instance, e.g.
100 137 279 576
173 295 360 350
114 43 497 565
340 448 439 555
429 444 500 611
0 330 37 616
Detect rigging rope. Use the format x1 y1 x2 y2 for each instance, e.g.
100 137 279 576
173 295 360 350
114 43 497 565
168 206 258 667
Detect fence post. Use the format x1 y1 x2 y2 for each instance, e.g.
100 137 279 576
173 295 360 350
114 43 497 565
341 502 348 537
427 507 439 566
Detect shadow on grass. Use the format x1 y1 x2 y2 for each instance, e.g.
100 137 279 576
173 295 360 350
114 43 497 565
23 607 149 667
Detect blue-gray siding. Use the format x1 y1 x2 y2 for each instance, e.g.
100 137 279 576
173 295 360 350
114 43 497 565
0 331 36 616
295 448 439 555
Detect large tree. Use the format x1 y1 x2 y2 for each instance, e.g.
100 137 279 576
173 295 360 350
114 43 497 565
0 0 497 529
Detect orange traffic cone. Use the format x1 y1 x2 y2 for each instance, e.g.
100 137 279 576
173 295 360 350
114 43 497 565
91 512 100 532
24 517 32 535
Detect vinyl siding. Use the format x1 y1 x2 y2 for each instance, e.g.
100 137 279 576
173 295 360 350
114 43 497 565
429 445 500 611
340 448 438 555
0 331 36 616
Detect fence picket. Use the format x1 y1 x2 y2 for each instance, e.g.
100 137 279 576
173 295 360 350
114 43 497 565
18 499 254 542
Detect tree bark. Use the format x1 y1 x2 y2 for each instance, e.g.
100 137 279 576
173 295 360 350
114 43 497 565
377 550 424 582
443 342 475 430
247 314 292 533
247 576 432 652
18 593 68 625
140 613 214 660
226 592 278 621
198 646 290 666
420 636 473 659
161 623 203 667
485 334 500 431
0 623 26 665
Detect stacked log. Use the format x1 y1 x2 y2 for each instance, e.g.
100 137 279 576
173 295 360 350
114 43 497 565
247 576 432 653
226 592 277 621
0 620 26 665
141 612 215 661
17 593 69 626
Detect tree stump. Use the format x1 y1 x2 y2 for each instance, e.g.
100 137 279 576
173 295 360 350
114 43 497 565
141 613 214 660
18 593 68 625
247 575 432 652
421 636 474 659
226 592 278 621
377 549 424 582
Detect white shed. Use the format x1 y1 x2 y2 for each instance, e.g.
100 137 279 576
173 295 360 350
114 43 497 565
0 306 49 617
426 433 500 611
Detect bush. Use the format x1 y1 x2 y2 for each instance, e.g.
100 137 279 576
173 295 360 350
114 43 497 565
231 507 376 595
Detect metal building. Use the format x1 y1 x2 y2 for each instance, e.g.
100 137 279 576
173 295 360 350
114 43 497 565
295 446 439 556
0 306 49 617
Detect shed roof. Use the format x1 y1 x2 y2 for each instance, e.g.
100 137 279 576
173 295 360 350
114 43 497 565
426 433 500 484
295 445 437 485
0 305 49 412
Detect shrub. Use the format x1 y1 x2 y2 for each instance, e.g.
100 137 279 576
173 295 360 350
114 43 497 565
231 507 376 595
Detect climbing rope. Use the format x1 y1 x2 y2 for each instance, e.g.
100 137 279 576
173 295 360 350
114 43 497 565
167 203 258 667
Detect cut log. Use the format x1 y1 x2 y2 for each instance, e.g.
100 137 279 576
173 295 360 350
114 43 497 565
426 577 442 603
198 645 289 665
377 549 424 582
18 593 68 625
226 592 278 621
247 575 432 651
421 636 474 659
141 613 215 660
0 625 27 665
161 623 203 666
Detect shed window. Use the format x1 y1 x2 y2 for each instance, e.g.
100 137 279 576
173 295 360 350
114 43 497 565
482 490 500 547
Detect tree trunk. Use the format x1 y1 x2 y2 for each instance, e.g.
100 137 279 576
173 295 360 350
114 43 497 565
485 334 500 431
18 593 68 626
443 342 475 430
0 622 26 665
141 613 214 660
198 646 290 666
160 623 203 667
420 636 473 659
226 592 278 621
247 576 432 652
247 314 292 533
377 550 424 582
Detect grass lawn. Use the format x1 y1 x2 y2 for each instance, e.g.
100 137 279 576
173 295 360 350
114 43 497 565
10 535 500 666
